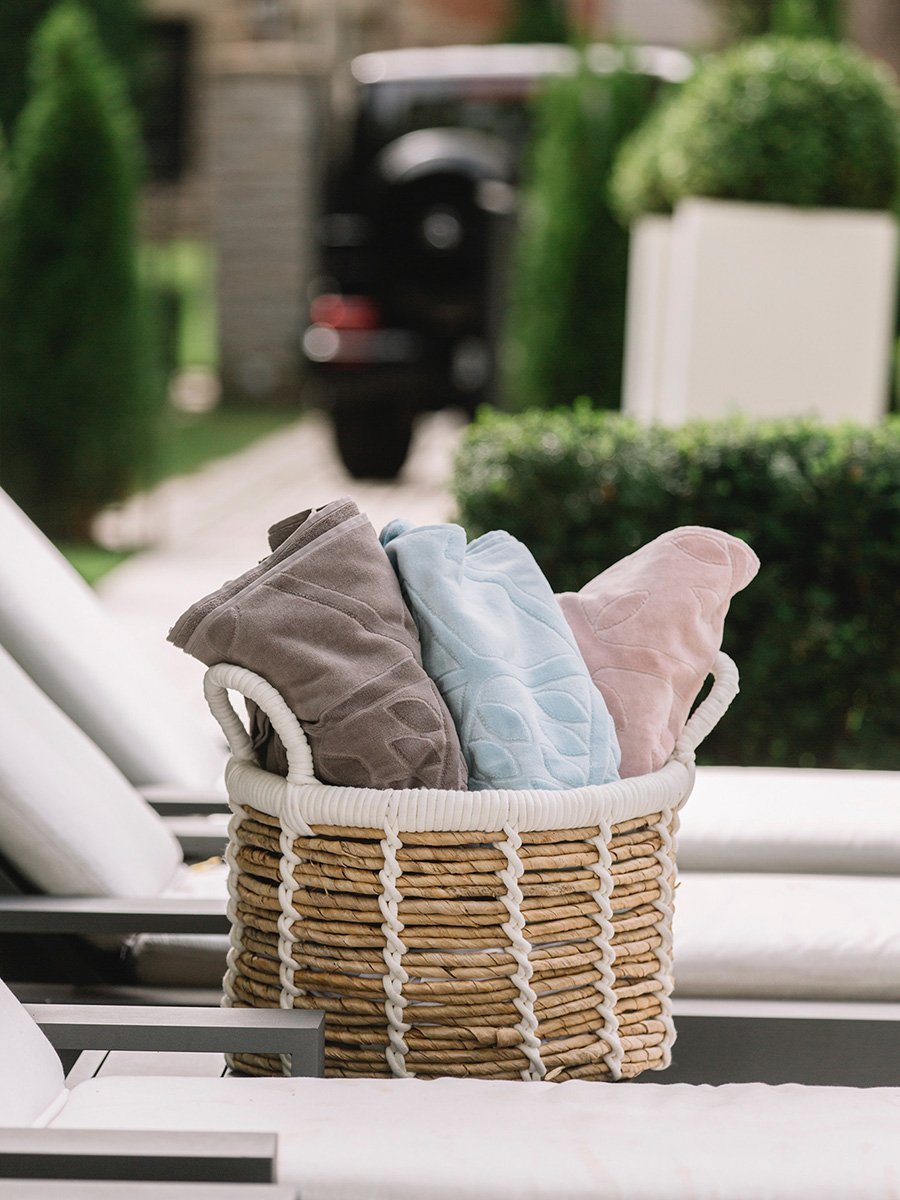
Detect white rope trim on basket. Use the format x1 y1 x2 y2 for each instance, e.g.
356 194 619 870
498 824 545 1081
587 818 624 1080
275 825 308 1077
379 818 412 1078
649 806 679 1069
221 795 245 1010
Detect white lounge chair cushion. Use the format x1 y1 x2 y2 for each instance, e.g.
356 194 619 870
0 488 225 790
674 872 900 1000
0 979 67 1126
679 766 900 873
51 1074 900 1197
0 646 181 897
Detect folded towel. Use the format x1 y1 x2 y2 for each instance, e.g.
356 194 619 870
380 520 620 791
557 526 759 778
168 499 468 791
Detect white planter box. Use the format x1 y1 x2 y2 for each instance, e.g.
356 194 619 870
622 198 898 426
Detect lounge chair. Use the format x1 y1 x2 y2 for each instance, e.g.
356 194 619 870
679 765 900 874
0 488 226 796
2 978 899 1197
0 644 229 997
3 634 899 1080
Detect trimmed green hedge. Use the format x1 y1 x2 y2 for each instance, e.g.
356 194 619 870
453 407 900 769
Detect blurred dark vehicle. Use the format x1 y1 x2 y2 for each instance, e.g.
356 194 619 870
304 43 691 479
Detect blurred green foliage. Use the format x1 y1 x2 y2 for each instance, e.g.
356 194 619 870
0 3 158 541
140 238 218 372
454 406 900 769
611 36 900 221
500 56 663 412
501 0 570 44
709 0 844 40
0 0 143 138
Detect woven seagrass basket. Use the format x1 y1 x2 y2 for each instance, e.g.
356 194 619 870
204 652 739 1082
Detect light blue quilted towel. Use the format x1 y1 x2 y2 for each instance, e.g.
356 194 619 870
380 520 620 791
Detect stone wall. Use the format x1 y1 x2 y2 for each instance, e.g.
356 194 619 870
209 42 325 406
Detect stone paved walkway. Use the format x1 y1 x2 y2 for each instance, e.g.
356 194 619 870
97 408 466 722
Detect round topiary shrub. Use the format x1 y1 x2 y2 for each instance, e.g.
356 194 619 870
611 36 900 222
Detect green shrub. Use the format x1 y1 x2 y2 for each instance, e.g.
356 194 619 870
453 406 900 770
500 56 664 411
611 36 900 222
0 2 158 541
708 0 844 41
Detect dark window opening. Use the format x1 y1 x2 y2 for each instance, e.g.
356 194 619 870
140 19 192 182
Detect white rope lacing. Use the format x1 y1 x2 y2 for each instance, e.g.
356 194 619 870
588 817 625 1079
650 806 679 1068
275 821 309 1077
379 820 412 1077
221 794 246 1072
498 823 545 1080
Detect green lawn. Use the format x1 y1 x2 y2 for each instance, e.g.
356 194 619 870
140 237 217 371
59 543 134 587
150 406 298 483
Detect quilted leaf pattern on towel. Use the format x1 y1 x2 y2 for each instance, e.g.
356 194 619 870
168 499 468 791
381 520 620 791
557 526 759 778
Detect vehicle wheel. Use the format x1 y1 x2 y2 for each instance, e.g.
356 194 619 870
332 398 414 480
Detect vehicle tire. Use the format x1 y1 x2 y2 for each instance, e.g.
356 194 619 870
332 397 414 480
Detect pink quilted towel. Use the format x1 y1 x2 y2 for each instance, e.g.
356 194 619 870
557 527 759 778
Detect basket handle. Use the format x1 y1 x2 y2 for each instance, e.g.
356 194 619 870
673 651 740 764
203 651 739 788
203 663 317 785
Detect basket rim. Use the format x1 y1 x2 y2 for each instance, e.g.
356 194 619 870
222 752 694 833
205 652 739 833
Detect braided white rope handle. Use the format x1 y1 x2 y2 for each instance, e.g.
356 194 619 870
204 651 738 791
673 652 739 764
203 663 317 785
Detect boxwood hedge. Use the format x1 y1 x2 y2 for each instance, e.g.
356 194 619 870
611 36 900 222
453 406 900 769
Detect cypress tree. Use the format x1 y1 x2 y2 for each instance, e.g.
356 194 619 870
500 58 659 411
0 2 156 540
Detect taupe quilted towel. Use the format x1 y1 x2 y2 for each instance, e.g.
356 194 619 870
168 498 467 790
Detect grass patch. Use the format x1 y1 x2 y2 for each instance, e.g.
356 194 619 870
59 543 133 586
150 406 299 483
140 237 217 370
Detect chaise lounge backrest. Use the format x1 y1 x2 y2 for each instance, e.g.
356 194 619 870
0 488 225 790
0 977 67 1125
0 644 181 898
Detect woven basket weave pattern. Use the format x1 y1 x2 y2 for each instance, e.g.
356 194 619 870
204 654 740 1082
224 804 678 1080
